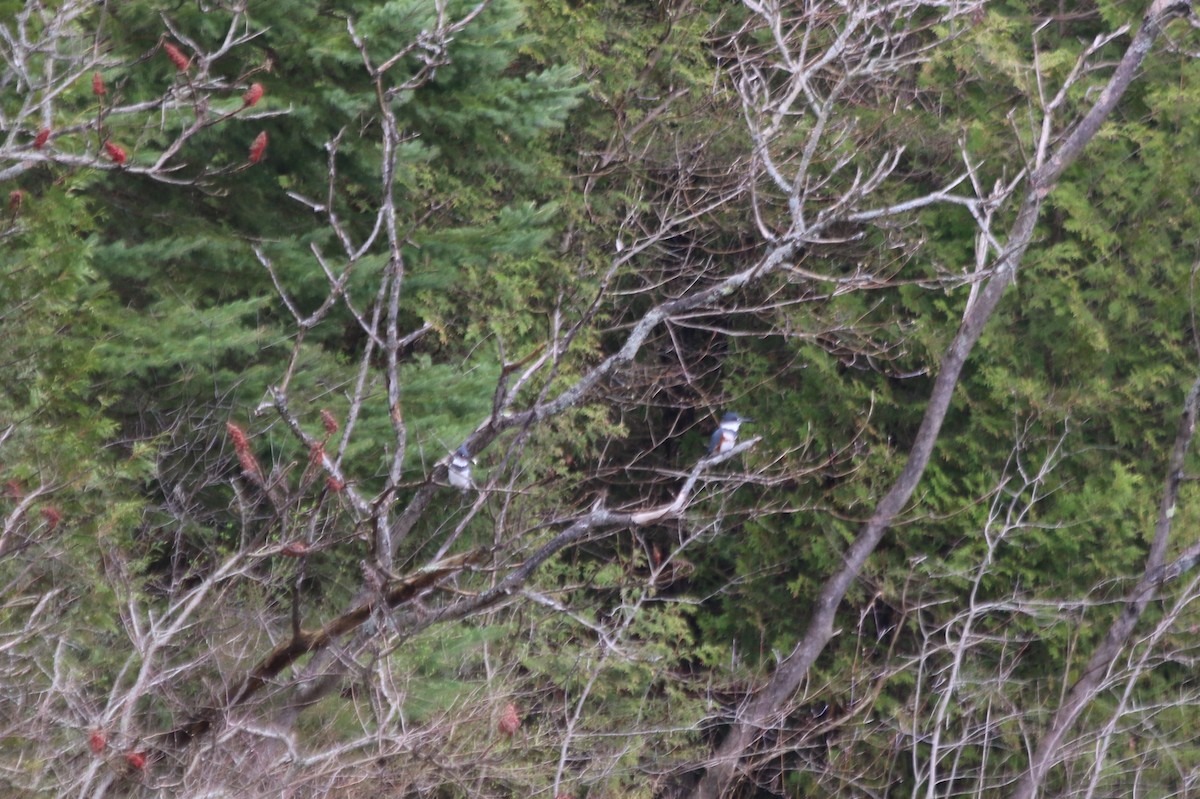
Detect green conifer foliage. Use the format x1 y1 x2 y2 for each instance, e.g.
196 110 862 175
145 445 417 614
678 4 1200 794
12 0 1200 795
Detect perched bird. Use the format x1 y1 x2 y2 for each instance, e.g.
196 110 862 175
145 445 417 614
706 412 753 456
448 444 474 490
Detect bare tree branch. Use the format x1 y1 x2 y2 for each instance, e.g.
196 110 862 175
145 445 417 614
1010 374 1200 799
688 3 1193 797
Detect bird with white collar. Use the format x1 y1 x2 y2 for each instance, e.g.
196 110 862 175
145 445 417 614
706 412 752 457
448 444 475 490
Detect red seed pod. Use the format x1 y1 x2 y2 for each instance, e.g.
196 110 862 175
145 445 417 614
32 128 51 149
242 82 264 107
124 751 146 770
225 422 261 476
8 190 23 213
5 479 23 499
280 541 310 558
498 703 520 736
104 141 127 165
326 476 345 493
308 441 325 466
89 729 106 755
225 422 249 451
41 506 62 530
163 42 191 72
92 72 106 96
248 131 268 164
320 409 339 436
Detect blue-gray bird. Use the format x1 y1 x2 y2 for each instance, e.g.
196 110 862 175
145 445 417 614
707 412 752 456
448 444 474 490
